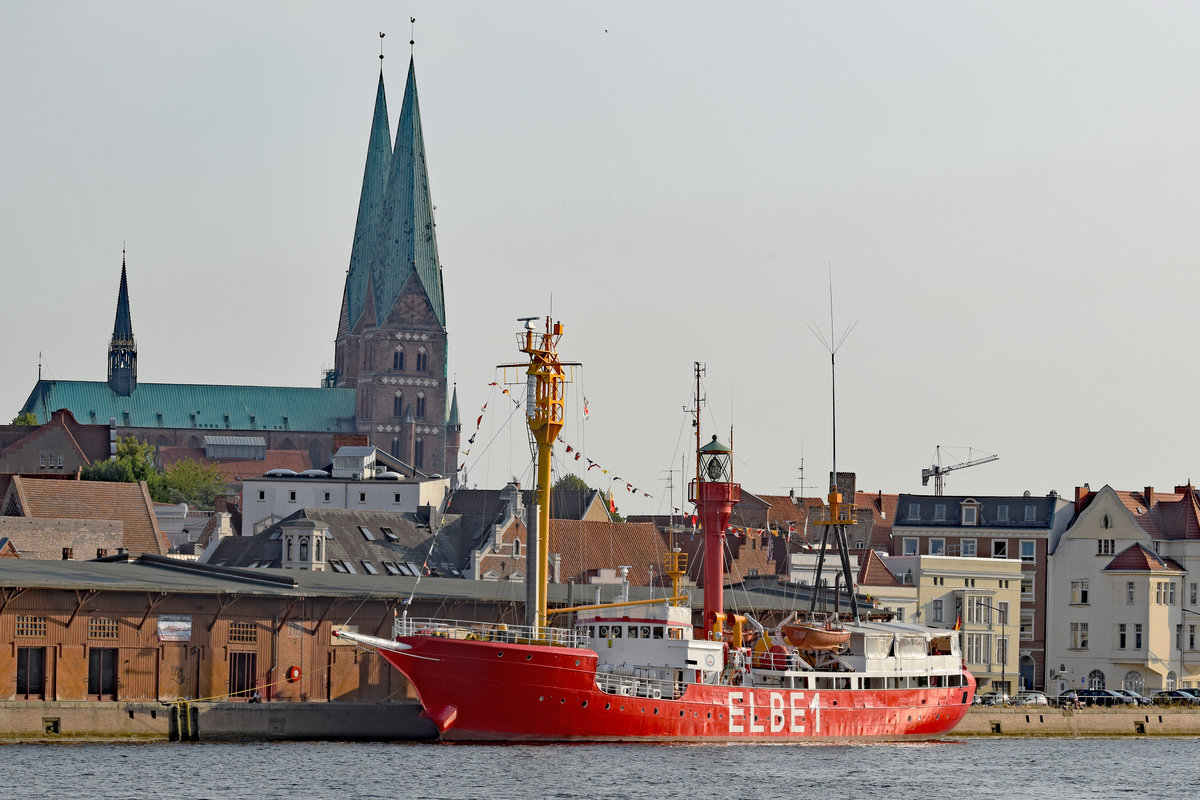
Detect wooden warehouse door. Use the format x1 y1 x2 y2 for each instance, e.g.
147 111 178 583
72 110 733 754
88 648 119 700
15 647 45 699
228 652 257 699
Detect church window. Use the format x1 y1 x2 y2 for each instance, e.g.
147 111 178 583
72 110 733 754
393 348 404 371
286 538 293 561
299 537 308 561
415 438 424 469
416 392 426 419
391 438 400 459
394 392 403 417
416 347 428 372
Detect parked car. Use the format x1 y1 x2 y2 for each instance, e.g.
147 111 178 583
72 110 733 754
1075 689 1134 707
973 691 1008 706
1114 689 1153 707
1012 691 1049 707
1152 690 1200 706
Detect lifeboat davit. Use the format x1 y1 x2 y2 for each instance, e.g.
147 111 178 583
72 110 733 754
781 621 851 650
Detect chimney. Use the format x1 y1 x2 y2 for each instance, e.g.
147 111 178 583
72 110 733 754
1145 486 1155 508
62 547 73 560
96 548 108 558
1175 484 1192 495
1074 485 1090 514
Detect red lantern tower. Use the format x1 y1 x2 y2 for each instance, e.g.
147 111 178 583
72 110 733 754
690 434 741 641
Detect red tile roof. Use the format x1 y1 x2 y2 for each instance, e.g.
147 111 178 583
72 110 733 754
1104 543 1184 572
857 548 902 587
158 447 313 484
8 476 168 555
550 520 668 586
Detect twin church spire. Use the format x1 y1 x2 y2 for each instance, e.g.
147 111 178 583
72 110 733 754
338 56 446 339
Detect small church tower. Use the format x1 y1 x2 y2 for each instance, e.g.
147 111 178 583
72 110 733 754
107 252 137 397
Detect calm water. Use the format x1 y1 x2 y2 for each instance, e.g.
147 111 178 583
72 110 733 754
2 738 1193 799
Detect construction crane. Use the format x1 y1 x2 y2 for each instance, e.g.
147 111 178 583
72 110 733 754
921 445 999 495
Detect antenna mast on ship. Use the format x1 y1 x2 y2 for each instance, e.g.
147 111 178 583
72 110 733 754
808 273 860 621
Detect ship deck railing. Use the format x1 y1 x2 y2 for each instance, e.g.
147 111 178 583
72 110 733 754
393 617 589 649
595 670 686 701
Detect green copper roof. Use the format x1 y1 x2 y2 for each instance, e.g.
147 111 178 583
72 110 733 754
699 435 731 454
20 381 357 433
111 256 135 348
372 57 446 328
447 384 459 426
341 71 392 335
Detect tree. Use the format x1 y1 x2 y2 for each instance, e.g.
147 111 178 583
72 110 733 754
553 473 590 492
10 412 37 426
81 436 166 498
160 459 227 510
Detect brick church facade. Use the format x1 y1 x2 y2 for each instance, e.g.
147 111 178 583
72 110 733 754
20 56 461 481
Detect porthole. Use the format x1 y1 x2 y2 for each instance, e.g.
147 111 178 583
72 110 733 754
560 698 566 704
575 659 581 666
605 703 611 710
641 707 646 713
653 708 659 715
526 654 533 661
582 700 588 708
539 696 544 702
680 710 685 717
707 712 712 719
496 652 504 658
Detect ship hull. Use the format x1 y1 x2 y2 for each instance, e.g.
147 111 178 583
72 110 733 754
381 636 975 742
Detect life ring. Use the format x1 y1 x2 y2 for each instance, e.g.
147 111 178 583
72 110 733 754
704 653 717 668
286 665 302 683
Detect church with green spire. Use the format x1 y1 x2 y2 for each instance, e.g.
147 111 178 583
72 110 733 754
20 56 461 479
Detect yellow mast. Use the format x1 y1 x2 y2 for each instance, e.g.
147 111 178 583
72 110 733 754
519 317 566 629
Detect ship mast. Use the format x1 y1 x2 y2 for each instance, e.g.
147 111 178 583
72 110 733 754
518 316 567 630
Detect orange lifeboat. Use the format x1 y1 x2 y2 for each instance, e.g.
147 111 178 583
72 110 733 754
781 621 850 651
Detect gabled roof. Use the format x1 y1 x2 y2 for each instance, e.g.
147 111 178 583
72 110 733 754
857 548 902 588
342 70 393 335
205 507 469 577
1104 542 1184 573
5 476 168 555
371 56 445 328
446 487 602 524
0 409 110 465
20 381 357 432
853 490 900 551
550 519 667 586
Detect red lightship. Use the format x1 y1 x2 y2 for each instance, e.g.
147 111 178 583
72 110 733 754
336 318 975 741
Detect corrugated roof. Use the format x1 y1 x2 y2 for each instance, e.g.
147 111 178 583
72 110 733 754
21 380 357 432
204 436 267 448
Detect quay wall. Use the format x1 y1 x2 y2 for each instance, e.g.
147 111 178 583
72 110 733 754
955 706 1200 737
0 700 437 742
5 701 1199 741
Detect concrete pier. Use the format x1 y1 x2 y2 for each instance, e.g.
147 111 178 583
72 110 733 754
955 705 1200 737
0 700 438 742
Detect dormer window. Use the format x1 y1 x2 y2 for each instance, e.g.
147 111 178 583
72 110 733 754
908 503 920 521
934 504 946 521
962 500 979 526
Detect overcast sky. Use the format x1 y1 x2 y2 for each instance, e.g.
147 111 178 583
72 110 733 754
4 2 1200 517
